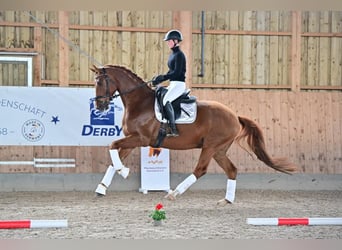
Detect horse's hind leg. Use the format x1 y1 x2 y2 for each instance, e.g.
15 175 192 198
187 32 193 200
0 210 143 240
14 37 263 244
165 147 215 201
213 147 238 205
95 148 133 196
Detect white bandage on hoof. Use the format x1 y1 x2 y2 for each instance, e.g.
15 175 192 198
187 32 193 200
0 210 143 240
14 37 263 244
118 166 130 179
225 179 236 203
175 174 197 195
95 184 107 195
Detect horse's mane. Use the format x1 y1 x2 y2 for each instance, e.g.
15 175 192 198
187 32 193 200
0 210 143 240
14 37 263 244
104 64 145 83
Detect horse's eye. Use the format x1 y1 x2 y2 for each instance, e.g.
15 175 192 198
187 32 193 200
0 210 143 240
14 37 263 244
95 76 102 85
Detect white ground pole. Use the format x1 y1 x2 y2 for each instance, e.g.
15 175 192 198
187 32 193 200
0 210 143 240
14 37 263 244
95 149 130 195
30 219 68 228
247 217 342 226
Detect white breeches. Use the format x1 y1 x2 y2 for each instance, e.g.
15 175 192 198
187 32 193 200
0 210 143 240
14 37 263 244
162 81 186 106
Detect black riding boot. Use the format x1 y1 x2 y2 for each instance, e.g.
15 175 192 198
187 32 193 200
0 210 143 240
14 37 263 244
164 101 179 137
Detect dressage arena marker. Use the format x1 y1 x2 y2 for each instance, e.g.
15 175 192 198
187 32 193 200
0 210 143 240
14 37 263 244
0 220 68 229
247 217 342 226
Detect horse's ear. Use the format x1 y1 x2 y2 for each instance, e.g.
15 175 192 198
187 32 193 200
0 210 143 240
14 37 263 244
90 64 98 73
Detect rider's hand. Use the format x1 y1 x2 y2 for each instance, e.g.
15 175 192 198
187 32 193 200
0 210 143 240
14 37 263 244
152 75 165 86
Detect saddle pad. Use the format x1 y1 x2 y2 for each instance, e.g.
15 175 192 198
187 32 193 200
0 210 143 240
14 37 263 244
154 100 197 124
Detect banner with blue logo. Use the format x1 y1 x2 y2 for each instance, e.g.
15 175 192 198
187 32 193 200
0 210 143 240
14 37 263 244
0 86 124 146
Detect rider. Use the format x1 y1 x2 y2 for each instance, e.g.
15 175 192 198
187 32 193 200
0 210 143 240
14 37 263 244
152 29 187 137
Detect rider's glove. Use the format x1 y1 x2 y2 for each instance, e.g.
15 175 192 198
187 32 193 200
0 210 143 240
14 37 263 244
152 75 166 86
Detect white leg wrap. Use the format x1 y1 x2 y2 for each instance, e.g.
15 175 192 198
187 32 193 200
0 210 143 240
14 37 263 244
95 165 116 195
175 174 197 195
225 179 236 203
109 149 124 170
109 149 129 179
100 165 116 187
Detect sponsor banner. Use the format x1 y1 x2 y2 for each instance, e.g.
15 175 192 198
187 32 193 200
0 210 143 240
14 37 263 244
140 147 170 192
0 86 124 146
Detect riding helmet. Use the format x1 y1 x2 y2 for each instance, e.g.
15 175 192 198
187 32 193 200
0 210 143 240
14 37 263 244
164 29 183 41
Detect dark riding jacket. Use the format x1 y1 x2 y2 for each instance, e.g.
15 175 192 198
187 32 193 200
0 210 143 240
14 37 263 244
164 46 186 82
152 45 186 85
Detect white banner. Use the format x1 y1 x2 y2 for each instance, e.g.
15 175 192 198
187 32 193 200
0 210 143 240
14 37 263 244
140 147 170 193
0 86 124 146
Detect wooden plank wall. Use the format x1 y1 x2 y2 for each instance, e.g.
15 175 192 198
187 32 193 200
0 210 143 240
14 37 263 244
191 11 293 86
0 11 341 175
1 11 341 88
301 11 342 87
67 11 172 84
191 11 342 88
189 90 342 175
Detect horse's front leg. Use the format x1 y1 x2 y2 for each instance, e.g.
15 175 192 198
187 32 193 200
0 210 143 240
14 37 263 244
107 134 147 177
95 147 134 196
109 147 132 178
110 134 146 150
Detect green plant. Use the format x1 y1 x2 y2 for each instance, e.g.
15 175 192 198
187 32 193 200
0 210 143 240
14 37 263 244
149 203 166 221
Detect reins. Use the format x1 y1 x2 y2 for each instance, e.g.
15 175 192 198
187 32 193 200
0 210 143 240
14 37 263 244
94 68 152 101
111 80 151 99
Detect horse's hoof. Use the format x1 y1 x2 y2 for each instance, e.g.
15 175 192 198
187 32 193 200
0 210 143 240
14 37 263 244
94 192 105 198
164 190 178 201
216 198 231 206
164 193 176 201
118 166 130 179
95 184 107 196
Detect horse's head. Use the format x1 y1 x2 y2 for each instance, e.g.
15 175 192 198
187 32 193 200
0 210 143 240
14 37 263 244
90 65 117 111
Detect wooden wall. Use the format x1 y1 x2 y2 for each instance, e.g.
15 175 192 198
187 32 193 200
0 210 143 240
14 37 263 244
190 90 342 174
301 11 342 88
1 11 341 89
67 11 173 83
191 11 293 86
0 11 341 175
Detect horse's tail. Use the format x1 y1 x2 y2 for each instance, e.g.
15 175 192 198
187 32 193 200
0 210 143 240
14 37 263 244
235 116 297 175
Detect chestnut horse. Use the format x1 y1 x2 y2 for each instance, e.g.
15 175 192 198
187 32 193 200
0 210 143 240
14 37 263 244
91 65 297 205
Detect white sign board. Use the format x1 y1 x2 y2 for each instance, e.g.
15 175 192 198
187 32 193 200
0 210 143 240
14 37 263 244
0 86 124 146
140 147 170 193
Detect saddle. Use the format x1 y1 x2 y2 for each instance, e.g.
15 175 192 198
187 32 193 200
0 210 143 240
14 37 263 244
153 86 197 147
154 86 197 124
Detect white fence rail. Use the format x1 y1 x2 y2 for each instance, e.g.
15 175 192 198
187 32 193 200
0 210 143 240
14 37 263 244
0 158 76 168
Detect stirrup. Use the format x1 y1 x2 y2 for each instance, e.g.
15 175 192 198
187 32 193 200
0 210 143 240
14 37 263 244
166 127 179 137
167 133 179 137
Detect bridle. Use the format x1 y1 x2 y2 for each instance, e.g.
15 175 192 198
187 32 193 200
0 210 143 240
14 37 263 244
93 68 151 104
93 68 112 102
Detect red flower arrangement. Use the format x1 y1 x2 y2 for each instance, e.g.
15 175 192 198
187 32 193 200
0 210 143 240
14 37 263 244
149 203 166 221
